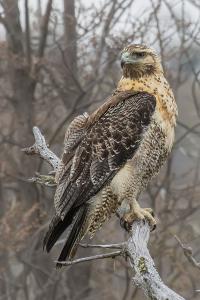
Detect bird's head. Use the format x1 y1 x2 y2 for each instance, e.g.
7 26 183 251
120 44 163 79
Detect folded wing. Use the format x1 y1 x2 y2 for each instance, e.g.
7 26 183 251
44 91 156 264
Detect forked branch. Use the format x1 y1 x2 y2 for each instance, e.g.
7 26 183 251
22 126 59 186
22 126 60 170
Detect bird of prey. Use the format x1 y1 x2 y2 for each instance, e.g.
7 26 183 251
43 44 178 267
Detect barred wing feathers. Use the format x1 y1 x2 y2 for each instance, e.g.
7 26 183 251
55 91 156 219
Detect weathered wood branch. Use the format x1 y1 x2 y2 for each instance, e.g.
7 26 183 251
56 222 186 300
22 126 60 171
24 126 186 300
127 221 185 300
22 126 59 186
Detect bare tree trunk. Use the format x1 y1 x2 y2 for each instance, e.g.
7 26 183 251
2 0 37 218
63 0 77 77
62 0 80 109
0 2 38 299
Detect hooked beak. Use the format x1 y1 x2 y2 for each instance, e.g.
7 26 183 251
121 52 136 68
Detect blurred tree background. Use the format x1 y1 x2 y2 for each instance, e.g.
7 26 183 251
0 0 200 299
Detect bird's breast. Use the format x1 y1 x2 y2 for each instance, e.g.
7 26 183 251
110 117 173 200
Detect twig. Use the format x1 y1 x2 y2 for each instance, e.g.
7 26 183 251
55 250 123 266
175 235 200 270
79 242 126 249
55 239 125 249
28 173 56 187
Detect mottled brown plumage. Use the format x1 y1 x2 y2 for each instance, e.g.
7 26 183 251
43 44 178 267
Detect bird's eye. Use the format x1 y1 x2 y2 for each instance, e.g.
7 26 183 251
136 52 146 57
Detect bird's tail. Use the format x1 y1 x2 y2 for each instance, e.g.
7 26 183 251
43 207 78 253
56 205 88 268
43 205 89 268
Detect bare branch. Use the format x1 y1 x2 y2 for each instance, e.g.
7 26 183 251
22 126 60 171
55 250 123 266
175 235 200 270
55 239 125 249
28 173 56 187
79 242 125 250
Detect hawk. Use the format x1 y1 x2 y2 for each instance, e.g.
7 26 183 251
43 44 178 267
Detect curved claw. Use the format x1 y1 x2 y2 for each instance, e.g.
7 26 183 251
120 218 132 232
150 223 157 231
